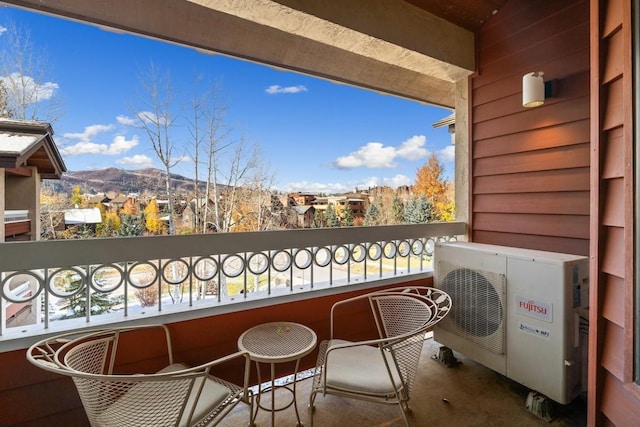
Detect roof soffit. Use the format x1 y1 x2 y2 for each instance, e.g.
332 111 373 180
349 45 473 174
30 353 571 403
3 0 476 107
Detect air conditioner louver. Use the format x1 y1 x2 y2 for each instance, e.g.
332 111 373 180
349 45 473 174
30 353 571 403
436 263 506 355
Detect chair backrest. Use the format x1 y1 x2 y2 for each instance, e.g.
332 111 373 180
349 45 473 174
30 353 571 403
27 325 206 427
370 286 452 330
369 293 435 339
368 292 436 397
69 369 199 427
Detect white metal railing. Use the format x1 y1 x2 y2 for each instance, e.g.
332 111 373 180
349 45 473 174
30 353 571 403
4 210 29 223
0 222 465 339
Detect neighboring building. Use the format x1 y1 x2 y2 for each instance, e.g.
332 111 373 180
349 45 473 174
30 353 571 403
63 207 103 232
291 205 315 228
0 118 66 242
289 192 317 206
0 118 66 328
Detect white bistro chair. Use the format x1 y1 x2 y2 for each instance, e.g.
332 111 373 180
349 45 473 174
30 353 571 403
308 286 451 427
27 324 253 427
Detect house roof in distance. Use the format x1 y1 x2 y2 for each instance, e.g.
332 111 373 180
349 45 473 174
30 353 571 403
0 118 67 179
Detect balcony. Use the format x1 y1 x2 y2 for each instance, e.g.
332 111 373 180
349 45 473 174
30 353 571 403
3 210 31 241
0 222 587 426
1 222 484 425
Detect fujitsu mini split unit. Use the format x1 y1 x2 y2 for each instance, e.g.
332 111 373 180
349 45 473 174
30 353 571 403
433 242 589 404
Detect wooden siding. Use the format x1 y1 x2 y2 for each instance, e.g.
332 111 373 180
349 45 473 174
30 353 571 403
0 279 428 426
471 0 591 255
589 0 640 425
4 220 30 238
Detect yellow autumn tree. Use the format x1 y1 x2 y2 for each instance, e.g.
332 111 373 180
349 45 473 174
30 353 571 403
97 211 122 237
413 153 453 222
144 199 165 235
70 185 84 207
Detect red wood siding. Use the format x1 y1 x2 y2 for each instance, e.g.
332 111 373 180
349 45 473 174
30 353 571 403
0 279 428 426
471 0 591 256
589 0 640 425
4 220 31 238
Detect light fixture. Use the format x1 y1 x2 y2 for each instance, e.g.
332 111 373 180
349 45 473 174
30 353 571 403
522 71 546 107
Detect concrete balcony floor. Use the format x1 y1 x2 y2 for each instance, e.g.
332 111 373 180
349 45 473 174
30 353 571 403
220 335 587 426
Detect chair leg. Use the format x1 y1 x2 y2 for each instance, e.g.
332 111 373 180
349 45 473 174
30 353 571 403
247 391 256 427
398 402 411 427
308 390 317 427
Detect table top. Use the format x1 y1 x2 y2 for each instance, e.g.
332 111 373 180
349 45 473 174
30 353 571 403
238 322 317 363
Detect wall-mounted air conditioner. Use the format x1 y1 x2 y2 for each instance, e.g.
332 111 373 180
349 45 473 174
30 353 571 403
433 242 588 404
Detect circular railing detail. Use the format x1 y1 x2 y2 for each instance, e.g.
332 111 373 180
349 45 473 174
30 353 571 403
49 268 86 298
314 247 332 267
128 262 158 289
293 248 313 269
162 259 190 285
271 250 292 272
333 245 350 265
193 257 218 281
247 252 270 275
1 271 43 303
222 255 245 278
90 265 124 292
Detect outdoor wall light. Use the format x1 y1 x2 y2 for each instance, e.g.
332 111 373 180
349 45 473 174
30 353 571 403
522 71 554 107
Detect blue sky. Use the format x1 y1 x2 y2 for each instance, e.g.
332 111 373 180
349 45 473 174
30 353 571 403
0 5 454 194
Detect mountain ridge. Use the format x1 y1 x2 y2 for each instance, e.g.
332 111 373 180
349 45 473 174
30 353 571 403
42 167 205 196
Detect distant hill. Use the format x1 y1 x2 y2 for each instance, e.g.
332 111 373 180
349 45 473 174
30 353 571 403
42 168 206 196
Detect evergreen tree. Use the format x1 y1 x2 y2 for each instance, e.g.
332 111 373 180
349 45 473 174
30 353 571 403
313 210 324 228
57 274 123 320
325 204 339 227
405 195 432 224
392 196 405 224
119 214 145 236
364 203 380 226
341 204 354 227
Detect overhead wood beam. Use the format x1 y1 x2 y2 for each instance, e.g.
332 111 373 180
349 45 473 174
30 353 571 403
5 167 33 177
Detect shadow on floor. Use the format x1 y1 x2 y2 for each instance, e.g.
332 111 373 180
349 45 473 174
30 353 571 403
220 336 587 426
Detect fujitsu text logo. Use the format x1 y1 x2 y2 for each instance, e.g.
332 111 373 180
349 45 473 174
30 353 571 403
515 295 552 322
518 300 547 315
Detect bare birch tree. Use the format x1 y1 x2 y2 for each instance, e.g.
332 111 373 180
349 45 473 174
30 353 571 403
209 136 258 233
187 79 231 233
0 19 61 121
133 63 180 235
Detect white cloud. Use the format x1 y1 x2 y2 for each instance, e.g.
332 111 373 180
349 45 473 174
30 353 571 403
334 143 397 169
395 135 428 160
60 135 139 156
437 144 455 163
281 180 351 194
175 155 193 164
265 85 308 94
116 115 137 126
63 124 114 141
108 135 139 154
334 135 431 170
281 174 411 194
381 174 412 188
0 26 7 36
117 154 153 168
135 110 169 126
0 73 59 103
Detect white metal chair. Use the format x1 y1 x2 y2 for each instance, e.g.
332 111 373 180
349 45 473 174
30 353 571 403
308 286 451 427
27 324 253 427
